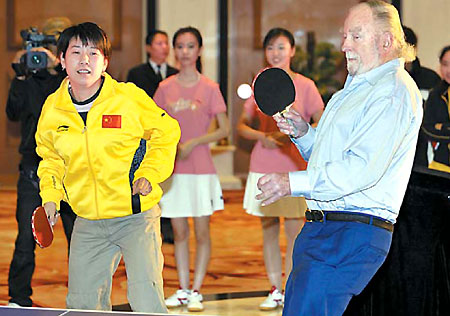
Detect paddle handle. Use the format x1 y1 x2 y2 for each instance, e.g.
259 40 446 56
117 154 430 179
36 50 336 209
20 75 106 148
279 106 299 138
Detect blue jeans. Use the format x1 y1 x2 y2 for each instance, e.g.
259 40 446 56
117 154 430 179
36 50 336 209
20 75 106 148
283 219 392 316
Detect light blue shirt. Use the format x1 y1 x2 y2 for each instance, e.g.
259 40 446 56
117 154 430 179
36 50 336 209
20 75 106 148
289 58 422 223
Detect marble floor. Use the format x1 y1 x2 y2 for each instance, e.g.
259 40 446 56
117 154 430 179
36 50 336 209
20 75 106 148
0 187 291 316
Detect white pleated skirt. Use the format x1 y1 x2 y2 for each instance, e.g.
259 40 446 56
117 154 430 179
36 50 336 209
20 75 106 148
243 172 307 218
159 174 224 218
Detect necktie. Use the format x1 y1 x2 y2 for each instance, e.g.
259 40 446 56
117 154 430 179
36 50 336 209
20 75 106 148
155 65 163 82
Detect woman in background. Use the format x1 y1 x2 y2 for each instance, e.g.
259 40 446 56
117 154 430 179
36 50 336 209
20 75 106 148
153 26 230 312
237 27 323 311
423 45 450 172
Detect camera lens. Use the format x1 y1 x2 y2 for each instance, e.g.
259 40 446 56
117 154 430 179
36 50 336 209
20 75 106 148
31 54 42 65
26 52 47 69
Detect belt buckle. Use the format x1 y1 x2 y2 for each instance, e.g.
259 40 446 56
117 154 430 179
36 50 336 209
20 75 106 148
314 210 324 222
306 210 324 222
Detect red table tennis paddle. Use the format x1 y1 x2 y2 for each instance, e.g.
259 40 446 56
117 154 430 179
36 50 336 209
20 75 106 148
31 206 54 248
252 67 296 116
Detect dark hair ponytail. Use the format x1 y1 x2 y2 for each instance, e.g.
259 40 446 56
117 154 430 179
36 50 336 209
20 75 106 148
173 26 203 73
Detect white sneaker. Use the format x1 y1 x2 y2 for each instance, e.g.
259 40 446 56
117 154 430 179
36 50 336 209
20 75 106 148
7 302 22 308
165 288 190 308
187 290 204 312
259 286 284 311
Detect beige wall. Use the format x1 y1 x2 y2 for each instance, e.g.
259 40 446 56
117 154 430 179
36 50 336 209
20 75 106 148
157 0 219 82
402 0 450 75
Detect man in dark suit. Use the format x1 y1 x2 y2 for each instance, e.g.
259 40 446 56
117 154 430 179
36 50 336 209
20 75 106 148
403 26 441 96
127 30 178 97
127 30 178 244
402 26 441 168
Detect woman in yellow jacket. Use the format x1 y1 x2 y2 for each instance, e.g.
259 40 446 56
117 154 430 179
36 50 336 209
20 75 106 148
35 22 180 313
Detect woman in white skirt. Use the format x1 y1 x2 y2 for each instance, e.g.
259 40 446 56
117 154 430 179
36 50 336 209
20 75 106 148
237 28 324 311
153 26 230 312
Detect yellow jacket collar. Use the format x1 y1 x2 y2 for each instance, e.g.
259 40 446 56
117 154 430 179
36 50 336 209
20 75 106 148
54 72 114 111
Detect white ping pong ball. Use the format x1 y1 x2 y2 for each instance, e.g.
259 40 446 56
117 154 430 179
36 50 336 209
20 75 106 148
237 83 252 100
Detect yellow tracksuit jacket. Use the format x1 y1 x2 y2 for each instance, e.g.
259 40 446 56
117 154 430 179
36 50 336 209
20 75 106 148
35 73 180 220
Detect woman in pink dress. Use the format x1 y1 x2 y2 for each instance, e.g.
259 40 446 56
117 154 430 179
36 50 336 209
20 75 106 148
153 26 230 312
237 28 324 311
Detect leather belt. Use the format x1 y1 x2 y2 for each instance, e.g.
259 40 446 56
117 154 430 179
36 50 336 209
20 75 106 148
305 210 394 232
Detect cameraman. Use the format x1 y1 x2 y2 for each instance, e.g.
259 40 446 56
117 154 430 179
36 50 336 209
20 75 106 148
5 17 76 307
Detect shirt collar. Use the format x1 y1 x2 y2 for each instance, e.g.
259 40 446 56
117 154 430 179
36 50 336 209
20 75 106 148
149 59 167 73
344 58 404 88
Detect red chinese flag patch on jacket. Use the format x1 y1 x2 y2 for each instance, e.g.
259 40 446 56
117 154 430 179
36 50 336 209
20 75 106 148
102 115 121 128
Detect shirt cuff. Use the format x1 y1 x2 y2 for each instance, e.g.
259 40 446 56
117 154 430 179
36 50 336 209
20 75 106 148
288 171 311 198
291 125 314 150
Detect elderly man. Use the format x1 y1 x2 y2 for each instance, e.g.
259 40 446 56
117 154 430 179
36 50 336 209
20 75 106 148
256 1 423 315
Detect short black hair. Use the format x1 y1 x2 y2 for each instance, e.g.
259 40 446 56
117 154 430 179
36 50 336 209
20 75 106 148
402 25 417 47
145 30 168 45
439 45 450 62
57 22 112 60
263 28 295 49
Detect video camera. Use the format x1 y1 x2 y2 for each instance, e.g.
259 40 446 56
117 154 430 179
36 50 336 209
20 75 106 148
20 27 57 71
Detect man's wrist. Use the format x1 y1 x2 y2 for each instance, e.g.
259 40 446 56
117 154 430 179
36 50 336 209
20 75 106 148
291 125 309 140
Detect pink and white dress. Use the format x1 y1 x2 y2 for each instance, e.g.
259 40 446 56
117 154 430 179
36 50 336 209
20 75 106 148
153 75 227 217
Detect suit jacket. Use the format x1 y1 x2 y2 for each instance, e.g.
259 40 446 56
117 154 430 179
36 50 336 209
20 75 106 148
126 63 178 97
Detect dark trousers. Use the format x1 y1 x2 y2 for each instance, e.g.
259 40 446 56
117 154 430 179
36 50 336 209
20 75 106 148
8 166 76 306
160 217 174 243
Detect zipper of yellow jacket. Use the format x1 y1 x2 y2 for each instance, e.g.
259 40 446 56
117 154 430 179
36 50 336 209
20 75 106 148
82 125 100 219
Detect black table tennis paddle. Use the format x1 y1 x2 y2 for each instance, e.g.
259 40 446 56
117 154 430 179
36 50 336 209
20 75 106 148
252 67 296 116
